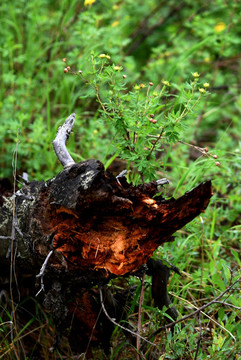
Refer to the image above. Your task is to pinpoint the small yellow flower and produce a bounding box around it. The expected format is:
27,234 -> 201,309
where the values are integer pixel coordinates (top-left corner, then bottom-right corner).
199,88 -> 206,94
112,21 -> 119,27
99,54 -> 106,58
84,0 -> 96,6
214,22 -> 226,33
113,65 -> 121,71
153,91 -> 159,96
203,82 -> 210,88
192,72 -> 200,78
162,80 -> 170,86
105,55 -> 111,59
112,4 -> 119,10
134,85 -> 140,90
204,57 -> 210,63
140,83 -> 145,88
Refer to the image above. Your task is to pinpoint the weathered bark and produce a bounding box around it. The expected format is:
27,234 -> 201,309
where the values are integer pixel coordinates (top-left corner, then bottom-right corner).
0,114 -> 213,356
0,160 -> 212,279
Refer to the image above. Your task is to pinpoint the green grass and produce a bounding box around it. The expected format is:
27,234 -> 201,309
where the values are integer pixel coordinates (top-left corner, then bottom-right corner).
0,0 -> 241,358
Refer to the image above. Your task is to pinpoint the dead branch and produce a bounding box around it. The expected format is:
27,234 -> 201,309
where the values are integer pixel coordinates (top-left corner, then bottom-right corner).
52,113 -> 76,168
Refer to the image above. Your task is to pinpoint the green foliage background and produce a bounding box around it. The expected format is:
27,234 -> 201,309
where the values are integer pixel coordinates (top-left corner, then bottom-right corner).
0,0 -> 240,359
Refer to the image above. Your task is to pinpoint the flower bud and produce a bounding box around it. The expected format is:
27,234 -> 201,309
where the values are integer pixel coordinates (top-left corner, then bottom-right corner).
62,58 -> 67,62
149,82 -> 154,86
162,80 -> 170,86
215,161 -> 221,166
64,68 -> 68,73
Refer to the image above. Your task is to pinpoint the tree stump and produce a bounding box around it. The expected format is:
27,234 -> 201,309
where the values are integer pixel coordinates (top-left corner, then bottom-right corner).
0,114 -> 213,358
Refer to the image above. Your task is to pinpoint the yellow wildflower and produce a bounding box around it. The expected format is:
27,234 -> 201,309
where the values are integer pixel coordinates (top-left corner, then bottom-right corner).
99,54 -> 106,58
134,85 -> 140,90
84,0 -> 96,5
214,22 -> 226,32
113,65 -> 121,71
199,88 -> 206,94
113,4 -> 119,10
162,80 -> 170,86
203,82 -> 210,88
192,72 -> 200,78
112,21 -> 119,27
204,57 -> 210,63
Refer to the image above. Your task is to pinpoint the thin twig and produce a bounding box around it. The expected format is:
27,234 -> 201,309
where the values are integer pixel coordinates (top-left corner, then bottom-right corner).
148,276 -> 241,340
136,274 -> 146,360
212,301 -> 241,310
194,312 -> 202,360
99,287 -> 156,348
36,250 -> 54,296
116,170 -> 128,179
83,306 -> 103,360
0,236 -> 12,240
147,127 -> 165,160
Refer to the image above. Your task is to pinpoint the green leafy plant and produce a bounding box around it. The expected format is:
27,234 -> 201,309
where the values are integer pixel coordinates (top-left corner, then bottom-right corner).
63,53 -> 217,184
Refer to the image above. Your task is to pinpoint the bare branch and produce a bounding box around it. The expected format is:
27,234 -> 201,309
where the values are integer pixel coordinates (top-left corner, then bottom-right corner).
52,113 -> 76,168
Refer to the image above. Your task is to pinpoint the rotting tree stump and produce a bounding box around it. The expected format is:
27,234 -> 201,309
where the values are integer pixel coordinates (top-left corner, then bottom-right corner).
0,114 -> 213,358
